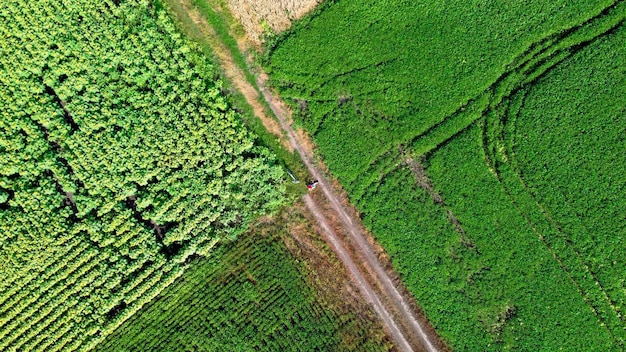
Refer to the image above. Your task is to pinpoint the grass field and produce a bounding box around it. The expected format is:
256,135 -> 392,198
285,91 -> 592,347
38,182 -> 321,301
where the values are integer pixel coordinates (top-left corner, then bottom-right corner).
97,209 -> 392,352
507,21 -> 626,338
266,0 -> 626,349
266,0 -> 618,183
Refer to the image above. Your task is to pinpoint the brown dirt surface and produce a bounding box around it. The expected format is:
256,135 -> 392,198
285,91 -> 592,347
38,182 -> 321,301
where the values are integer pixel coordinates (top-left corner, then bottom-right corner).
223,0 -> 323,45
308,184 -> 447,350
280,205 -> 396,351
242,210 -> 394,350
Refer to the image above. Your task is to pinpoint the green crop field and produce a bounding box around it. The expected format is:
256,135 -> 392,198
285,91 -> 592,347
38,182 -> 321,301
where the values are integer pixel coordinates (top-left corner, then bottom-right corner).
0,0 -> 285,350
3,0 -> 624,350
96,212 -> 391,352
267,0 -> 626,350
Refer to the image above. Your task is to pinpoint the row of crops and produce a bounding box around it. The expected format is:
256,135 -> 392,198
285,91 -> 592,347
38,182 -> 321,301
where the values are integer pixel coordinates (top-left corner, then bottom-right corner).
0,0 -> 285,350
266,0 -> 625,349
96,214 -> 392,351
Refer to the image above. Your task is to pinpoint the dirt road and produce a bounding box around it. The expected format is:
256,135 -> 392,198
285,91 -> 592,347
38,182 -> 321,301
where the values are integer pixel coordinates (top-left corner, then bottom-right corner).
303,195 -> 416,351
167,1 -> 442,350
257,74 -> 439,352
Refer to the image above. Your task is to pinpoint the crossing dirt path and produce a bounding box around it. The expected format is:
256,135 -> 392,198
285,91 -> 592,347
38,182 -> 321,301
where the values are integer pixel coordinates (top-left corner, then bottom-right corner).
167,1 -> 445,350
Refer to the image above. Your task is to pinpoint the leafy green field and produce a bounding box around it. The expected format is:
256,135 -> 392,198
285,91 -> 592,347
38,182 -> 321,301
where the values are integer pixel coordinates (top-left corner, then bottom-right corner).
97,212 -> 391,352
0,0 -> 284,350
266,0 -> 626,349
266,0 -> 618,183
509,21 -> 626,337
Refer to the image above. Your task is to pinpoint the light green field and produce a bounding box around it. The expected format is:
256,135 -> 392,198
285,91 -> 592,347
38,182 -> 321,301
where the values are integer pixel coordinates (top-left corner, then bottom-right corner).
0,0 -> 283,350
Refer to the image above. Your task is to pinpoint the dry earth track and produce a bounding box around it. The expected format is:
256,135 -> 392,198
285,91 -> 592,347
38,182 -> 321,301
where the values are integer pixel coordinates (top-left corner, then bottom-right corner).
257,71 -> 439,352
167,0 -> 444,350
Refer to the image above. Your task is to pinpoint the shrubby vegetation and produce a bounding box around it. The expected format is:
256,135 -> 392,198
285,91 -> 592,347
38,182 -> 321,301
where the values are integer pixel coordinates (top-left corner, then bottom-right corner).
266,0 -> 625,349
0,0 -> 284,350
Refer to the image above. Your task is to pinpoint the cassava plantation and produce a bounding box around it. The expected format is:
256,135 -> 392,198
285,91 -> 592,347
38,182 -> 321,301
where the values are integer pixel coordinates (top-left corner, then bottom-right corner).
0,0 -> 287,350
266,0 -> 625,350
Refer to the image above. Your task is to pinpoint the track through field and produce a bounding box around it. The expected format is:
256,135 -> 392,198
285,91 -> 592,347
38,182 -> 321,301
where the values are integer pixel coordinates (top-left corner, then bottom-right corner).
164,0 -> 444,350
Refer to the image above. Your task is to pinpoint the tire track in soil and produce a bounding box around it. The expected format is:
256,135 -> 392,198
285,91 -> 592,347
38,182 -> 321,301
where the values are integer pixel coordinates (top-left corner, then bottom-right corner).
303,195 -> 414,352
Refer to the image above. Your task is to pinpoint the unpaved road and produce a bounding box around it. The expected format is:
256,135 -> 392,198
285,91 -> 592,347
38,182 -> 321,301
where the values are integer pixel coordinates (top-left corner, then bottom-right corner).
168,1 -> 441,350
257,74 -> 439,352
303,195 -> 430,352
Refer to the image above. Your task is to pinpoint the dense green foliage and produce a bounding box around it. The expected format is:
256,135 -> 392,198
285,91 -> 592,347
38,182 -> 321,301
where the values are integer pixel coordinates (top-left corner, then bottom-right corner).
97,220 -> 391,352
162,0 -> 309,193
359,127 -> 617,350
511,22 -> 626,335
267,0 -> 617,182
427,126 -> 617,349
267,0 -> 625,349
0,0 -> 284,350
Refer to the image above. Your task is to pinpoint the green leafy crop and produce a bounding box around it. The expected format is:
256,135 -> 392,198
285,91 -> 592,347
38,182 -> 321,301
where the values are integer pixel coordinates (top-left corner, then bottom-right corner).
0,0 -> 284,350
266,0 -> 625,349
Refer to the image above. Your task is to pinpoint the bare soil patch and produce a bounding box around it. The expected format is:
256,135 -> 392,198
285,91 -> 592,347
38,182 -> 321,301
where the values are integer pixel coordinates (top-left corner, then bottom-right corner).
281,204 -> 396,351
224,0 -> 323,45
